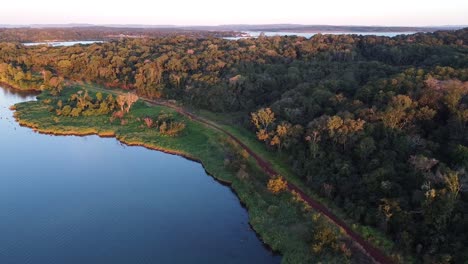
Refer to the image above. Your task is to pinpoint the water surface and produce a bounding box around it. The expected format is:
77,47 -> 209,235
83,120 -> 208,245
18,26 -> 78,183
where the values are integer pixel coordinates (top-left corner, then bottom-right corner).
22,41 -> 103,47
0,86 -> 280,264
224,31 -> 417,40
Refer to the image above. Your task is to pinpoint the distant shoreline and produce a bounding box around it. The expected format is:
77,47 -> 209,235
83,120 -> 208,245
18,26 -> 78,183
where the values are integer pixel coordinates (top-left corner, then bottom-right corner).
1,25 -> 464,43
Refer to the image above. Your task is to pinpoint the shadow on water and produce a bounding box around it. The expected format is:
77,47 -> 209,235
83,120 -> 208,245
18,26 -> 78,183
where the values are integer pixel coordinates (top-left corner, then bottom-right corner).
0,83 -> 40,100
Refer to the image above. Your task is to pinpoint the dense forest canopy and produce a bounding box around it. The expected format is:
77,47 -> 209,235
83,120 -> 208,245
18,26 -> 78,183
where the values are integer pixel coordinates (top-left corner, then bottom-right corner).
1,28 -> 467,263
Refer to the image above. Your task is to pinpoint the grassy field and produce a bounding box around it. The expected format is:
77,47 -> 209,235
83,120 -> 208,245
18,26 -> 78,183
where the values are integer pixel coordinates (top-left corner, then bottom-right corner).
13,86 -> 353,264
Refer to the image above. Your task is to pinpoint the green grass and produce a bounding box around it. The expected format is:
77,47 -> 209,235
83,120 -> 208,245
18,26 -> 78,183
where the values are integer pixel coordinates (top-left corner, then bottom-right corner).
13,86 -> 352,264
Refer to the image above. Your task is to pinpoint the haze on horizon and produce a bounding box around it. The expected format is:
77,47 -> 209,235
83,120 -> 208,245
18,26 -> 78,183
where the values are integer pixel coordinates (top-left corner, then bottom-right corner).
1,0 -> 467,27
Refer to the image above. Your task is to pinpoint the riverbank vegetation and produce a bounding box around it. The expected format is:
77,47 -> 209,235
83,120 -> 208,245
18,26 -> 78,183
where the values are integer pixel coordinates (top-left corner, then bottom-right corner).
2,27 -> 468,262
0,59 -> 64,91
14,87 -> 358,263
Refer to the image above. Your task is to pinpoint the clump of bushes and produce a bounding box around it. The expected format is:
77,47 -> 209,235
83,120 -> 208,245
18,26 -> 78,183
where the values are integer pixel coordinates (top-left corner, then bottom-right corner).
267,176 -> 288,194
55,90 -> 117,117
143,117 -> 153,128
222,137 -> 251,179
309,213 -> 351,258
54,91 -> 140,118
141,113 -> 186,136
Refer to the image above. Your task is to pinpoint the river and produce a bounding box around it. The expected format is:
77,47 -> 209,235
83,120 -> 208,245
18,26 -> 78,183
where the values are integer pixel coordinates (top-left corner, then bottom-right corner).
21,32 -> 418,46
224,31 -> 418,40
22,41 -> 104,47
0,86 -> 280,263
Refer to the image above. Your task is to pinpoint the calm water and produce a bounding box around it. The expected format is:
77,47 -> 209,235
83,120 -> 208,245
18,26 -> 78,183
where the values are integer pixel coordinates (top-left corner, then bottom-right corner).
224,31 -> 417,40
0,86 -> 280,264
23,41 -> 103,47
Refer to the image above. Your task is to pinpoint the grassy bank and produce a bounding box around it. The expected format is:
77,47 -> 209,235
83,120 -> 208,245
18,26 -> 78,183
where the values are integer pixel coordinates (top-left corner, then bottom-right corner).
13,86 -> 354,264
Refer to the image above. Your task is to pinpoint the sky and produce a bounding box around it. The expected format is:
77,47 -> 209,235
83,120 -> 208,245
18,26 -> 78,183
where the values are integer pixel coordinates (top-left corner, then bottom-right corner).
1,0 -> 467,26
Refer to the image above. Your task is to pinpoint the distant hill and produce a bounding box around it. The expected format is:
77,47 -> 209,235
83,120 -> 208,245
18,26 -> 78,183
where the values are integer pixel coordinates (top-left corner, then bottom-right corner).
1,23 -> 465,32
188,24 -> 466,32
0,24 -> 465,42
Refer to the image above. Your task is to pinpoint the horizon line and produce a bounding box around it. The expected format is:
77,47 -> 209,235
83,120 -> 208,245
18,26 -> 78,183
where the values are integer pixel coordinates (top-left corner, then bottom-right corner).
0,23 -> 466,28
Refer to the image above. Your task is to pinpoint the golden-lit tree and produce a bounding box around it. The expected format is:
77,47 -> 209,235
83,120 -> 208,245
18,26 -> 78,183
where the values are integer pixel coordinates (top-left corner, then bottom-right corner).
116,94 -> 126,112
251,108 -> 275,132
251,108 -> 276,143
267,176 -> 288,194
124,93 -> 139,113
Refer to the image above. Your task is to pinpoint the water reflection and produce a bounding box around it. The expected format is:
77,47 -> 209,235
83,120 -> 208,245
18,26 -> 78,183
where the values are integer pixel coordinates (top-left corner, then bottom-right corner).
0,86 -> 280,264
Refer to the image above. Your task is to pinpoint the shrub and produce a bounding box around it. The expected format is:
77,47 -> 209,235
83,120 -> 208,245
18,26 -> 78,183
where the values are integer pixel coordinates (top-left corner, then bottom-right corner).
112,110 -> 124,120
70,107 -> 82,117
54,91 -> 116,117
61,105 -> 72,116
162,121 -> 186,136
267,176 -> 288,194
310,215 -> 340,254
143,117 -> 154,128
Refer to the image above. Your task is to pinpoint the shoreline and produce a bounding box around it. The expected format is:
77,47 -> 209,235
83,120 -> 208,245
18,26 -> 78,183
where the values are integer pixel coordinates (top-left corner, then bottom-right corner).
13,114 -> 234,184
8,84 -> 394,263
0,81 -> 42,92
12,106 -> 281,255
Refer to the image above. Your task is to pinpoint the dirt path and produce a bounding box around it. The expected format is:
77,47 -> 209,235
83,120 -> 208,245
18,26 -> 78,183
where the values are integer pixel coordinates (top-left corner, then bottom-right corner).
87,86 -> 393,263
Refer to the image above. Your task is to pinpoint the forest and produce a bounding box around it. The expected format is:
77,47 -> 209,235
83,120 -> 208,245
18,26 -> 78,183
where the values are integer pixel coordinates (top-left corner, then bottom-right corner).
0,27 -> 238,42
0,28 -> 467,263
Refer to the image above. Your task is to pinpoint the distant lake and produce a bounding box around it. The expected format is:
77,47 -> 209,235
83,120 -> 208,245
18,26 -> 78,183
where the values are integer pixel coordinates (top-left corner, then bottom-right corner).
0,86 -> 280,264
23,41 -> 103,47
224,31 -> 418,40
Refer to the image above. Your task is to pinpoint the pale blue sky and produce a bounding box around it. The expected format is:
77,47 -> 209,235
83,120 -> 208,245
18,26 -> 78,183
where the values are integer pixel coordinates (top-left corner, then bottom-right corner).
1,0 -> 467,26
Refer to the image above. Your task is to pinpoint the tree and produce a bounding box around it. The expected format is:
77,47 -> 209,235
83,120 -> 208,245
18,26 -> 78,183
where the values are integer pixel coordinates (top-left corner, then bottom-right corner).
48,76 -> 64,96
310,214 -> 341,254
251,108 -> 275,132
444,170 -> 461,200
306,115 -> 329,158
143,117 -> 153,128
442,80 -> 467,114
14,70 -> 25,83
326,116 -> 365,149
116,93 -> 139,113
96,92 -> 103,102
124,93 -> 139,113
270,122 -> 291,151
116,94 -> 126,112
251,108 -> 276,143
267,176 -> 288,194
57,59 -> 73,75
356,137 -> 376,160
378,198 -> 401,232
381,95 -> 416,130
